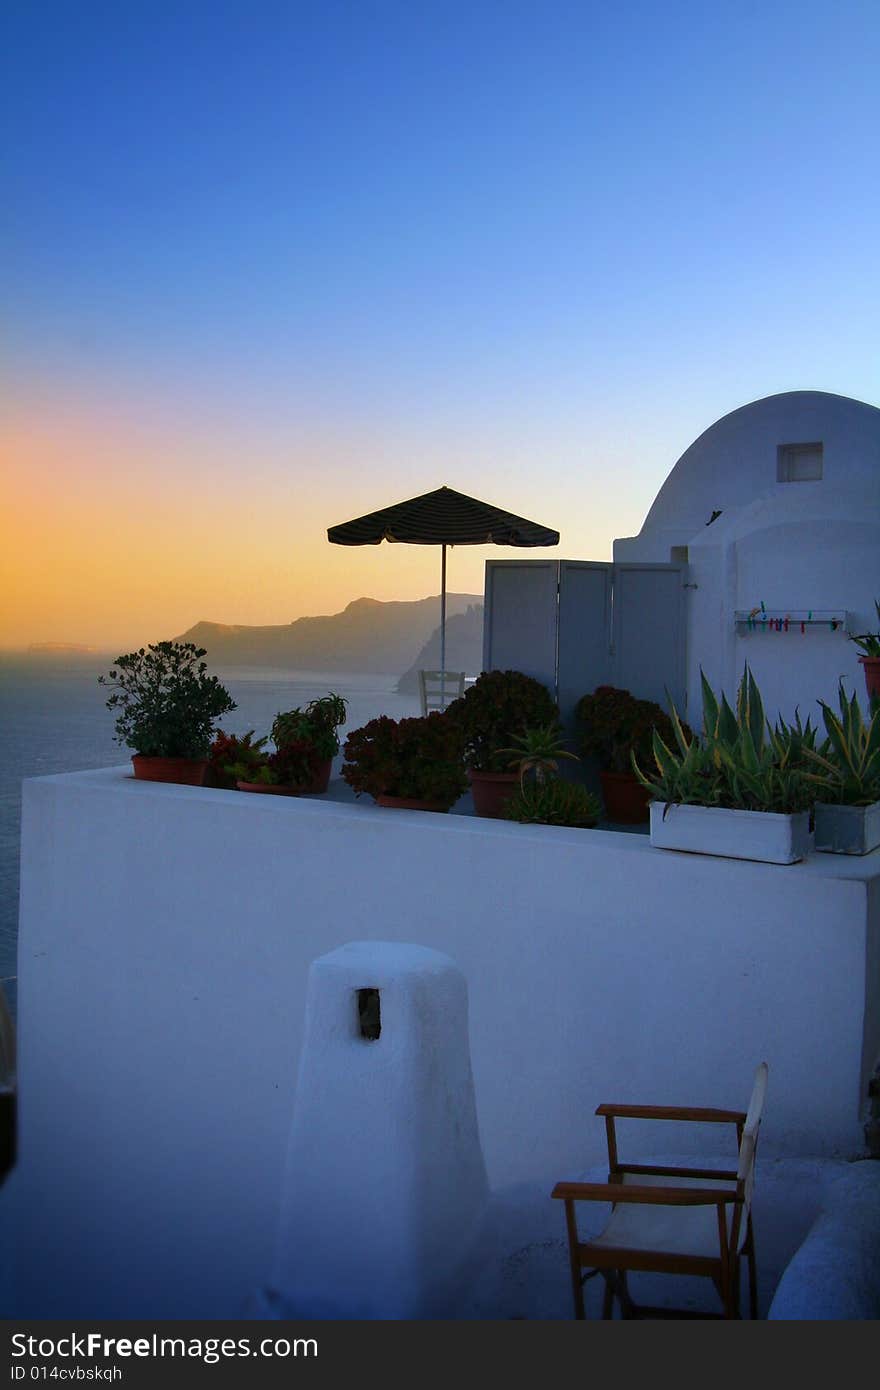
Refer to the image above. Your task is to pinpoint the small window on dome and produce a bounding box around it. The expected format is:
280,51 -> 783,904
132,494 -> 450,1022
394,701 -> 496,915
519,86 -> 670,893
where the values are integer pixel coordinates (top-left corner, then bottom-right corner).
778,442 -> 823,482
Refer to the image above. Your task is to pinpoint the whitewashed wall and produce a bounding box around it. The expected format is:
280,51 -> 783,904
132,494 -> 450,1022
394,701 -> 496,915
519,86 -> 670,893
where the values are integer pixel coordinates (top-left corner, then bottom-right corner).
614,391 -> 880,726
12,768 -> 880,1317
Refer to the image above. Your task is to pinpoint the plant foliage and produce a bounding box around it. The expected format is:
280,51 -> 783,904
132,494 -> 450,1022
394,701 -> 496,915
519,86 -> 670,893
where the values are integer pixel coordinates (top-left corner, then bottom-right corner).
99,643 -> 236,758
503,777 -> 601,828
342,714 -> 467,808
801,683 -> 880,806
271,693 -> 348,760
575,686 -> 690,773
208,730 -> 269,789
444,670 -> 558,772
632,665 -> 817,814
496,723 -> 579,787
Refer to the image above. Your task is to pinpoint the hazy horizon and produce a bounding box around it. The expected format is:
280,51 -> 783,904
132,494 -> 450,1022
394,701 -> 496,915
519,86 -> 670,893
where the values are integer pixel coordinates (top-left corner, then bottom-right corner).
0,587 -> 484,654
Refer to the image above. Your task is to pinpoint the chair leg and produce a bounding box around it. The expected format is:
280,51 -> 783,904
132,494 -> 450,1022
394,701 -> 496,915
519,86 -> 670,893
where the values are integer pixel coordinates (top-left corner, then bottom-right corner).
602,1273 -> 615,1319
746,1220 -> 758,1319
572,1270 -> 586,1321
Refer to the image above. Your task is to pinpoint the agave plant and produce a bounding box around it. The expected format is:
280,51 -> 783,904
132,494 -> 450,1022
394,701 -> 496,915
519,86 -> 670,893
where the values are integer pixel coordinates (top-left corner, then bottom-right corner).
496,723 -> 579,788
633,665 -> 816,814
503,777 -> 601,828
802,684 -> 880,806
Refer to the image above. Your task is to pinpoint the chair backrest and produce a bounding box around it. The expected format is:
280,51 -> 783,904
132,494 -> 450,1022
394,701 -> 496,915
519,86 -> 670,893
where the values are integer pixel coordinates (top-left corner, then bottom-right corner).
418,670 -> 466,716
737,1062 -> 768,1211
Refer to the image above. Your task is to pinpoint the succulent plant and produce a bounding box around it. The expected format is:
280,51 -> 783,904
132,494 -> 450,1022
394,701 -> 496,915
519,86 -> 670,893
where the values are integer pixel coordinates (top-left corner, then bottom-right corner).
802,683 -> 880,806
632,665 -> 816,814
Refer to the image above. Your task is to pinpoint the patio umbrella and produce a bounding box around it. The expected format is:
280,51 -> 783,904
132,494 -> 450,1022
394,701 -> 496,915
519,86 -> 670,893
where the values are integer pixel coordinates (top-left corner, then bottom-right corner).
327,485 -> 560,677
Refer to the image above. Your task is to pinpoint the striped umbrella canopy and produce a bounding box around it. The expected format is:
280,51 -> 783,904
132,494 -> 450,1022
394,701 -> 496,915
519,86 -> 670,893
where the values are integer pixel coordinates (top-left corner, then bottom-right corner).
328,486 -> 559,676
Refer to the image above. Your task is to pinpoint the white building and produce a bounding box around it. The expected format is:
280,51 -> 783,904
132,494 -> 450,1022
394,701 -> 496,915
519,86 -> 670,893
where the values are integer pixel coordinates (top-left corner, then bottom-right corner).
614,390 -> 880,724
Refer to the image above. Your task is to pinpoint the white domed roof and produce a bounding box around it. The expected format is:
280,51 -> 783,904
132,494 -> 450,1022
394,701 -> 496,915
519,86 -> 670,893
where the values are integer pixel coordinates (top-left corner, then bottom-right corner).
639,391 -> 880,539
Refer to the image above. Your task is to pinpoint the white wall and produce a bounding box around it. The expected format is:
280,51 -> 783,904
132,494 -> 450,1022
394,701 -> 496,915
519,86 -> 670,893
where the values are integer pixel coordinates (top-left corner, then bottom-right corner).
12,768 -> 880,1317
683,491 -> 880,725
613,392 -> 880,726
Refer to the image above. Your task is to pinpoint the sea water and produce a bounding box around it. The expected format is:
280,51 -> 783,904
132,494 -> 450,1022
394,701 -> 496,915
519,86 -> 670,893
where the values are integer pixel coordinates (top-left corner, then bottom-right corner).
0,654 -> 420,1017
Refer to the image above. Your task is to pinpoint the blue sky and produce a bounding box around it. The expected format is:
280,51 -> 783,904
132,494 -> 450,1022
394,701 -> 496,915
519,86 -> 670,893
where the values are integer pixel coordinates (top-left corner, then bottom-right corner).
3,0 -> 879,643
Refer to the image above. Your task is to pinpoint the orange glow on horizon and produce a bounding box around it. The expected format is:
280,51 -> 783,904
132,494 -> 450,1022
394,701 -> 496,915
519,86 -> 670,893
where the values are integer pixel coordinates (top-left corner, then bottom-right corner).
1,393 -> 631,652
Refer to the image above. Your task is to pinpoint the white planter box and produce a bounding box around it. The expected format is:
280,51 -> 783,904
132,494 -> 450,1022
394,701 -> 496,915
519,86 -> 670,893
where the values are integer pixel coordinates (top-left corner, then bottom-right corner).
814,800 -> 880,856
649,802 -> 813,865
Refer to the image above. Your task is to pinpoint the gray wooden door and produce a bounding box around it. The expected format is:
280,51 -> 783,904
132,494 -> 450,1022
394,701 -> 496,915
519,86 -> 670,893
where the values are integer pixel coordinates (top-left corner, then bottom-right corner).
557,562 -> 613,728
482,557 -> 686,714
612,563 -> 687,712
482,560 -> 558,690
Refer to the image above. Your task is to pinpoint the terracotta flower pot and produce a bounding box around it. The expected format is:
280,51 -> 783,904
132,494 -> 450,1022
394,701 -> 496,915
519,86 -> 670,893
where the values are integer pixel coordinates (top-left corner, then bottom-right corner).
467,769 -> 519,819
375,793 -> 449,813
236,781 -> 302,796
599,769 -> 651,824
859,656 -> 880,703
131,755 -> 208,786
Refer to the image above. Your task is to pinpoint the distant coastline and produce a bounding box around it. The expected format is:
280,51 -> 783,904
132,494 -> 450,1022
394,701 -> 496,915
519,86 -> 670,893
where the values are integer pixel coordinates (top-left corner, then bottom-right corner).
27,642 -> 97,654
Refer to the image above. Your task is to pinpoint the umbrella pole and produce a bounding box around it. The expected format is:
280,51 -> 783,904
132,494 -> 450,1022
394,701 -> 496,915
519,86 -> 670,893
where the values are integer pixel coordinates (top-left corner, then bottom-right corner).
440,544 -> 447,698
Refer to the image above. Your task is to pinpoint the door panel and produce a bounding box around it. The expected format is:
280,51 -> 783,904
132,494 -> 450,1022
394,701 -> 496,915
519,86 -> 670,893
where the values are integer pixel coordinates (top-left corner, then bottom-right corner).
482,560 -> 558,692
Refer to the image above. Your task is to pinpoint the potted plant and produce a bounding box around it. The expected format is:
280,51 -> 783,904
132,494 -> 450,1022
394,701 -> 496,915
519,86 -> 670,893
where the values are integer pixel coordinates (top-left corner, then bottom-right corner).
99,642 -> 237,785
228,693 -> 348,796
850,600 -> 880,703
270,693 -> 348,793
341,713 -> 467,812
207,730 -> 268,790
444,670 -> 558,818
802,684 -> 880,855
575,686 -> 690,824
497,728 -> 600,829
632,666 -> 816,864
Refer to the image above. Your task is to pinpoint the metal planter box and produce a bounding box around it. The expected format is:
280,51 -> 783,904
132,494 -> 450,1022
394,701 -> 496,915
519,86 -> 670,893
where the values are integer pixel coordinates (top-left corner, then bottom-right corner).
649,802 -> 813,865
813,800 -> 880,856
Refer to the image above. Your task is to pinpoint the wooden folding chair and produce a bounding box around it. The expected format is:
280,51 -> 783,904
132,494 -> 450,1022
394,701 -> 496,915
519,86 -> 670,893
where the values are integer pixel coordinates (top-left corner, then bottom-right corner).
552,1062 -> 768,1319
418,670 -> 466,715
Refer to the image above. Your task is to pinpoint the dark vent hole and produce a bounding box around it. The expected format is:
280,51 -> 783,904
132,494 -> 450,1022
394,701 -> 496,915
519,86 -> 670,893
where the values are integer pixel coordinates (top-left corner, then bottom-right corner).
357,988 -> 381,1041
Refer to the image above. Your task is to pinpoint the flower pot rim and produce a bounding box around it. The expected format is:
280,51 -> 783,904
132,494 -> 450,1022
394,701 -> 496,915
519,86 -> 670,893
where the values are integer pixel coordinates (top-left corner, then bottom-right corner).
650,799 -> 811,824
236,780 -> 303,796
375,792 -> 450,811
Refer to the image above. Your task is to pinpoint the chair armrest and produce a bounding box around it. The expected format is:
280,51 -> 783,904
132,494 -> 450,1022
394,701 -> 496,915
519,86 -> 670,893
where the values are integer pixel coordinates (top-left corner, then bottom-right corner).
551,1181 -> 741,1207
596,1103 -> 747,1124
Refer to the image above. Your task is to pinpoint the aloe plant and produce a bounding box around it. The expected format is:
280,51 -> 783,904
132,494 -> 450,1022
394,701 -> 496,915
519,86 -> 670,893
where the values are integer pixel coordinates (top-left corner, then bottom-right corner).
497,723 -> 579,787
632,665 -> 817,814
802,684 -> 880,806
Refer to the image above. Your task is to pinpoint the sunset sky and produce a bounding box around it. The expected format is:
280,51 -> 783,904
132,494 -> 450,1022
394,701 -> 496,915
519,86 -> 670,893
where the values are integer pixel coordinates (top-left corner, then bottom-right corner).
2,1 -> 878,649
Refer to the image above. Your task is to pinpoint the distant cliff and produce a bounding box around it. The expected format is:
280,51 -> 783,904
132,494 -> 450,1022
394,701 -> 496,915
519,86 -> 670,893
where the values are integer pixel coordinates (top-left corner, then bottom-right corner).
396,605 -> 484,693
175,594 -> 481,673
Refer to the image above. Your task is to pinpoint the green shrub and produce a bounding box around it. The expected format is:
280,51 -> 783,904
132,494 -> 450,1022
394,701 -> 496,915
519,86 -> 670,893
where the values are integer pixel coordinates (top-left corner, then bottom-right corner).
575,685 -> 690,773
444,670 -> 558,772
503,778 -> 601,828
99,642 -> 236,758
342,714 -> 467,808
